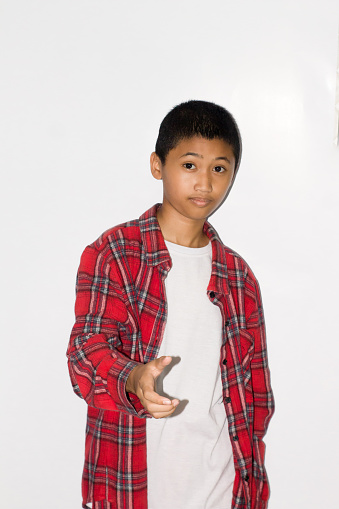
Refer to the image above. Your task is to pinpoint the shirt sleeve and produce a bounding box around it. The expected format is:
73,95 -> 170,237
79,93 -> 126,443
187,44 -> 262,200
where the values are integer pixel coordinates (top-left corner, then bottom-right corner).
245,267 -> 275,507
246,272 -> 275,439
66,244 -> 151,418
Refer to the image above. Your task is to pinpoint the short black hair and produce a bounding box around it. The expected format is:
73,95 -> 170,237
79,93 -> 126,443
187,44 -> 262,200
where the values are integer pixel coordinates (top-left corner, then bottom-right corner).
155,100 -> 242,170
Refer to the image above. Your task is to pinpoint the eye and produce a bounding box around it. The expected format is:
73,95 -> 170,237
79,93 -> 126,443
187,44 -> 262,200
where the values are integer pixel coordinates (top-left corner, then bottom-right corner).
183,163 -> 196,170
213,166 -> 226,173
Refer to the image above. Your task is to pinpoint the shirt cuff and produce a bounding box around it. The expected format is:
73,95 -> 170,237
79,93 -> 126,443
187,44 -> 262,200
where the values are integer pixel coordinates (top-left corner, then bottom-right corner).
107,352 -> 151,418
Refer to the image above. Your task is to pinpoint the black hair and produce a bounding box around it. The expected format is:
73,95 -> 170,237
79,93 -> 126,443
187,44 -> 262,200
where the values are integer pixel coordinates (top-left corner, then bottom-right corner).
155,100 -> 242,171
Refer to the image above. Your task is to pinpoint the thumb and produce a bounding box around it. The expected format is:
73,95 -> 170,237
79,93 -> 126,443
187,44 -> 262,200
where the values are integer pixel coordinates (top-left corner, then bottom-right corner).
153,355 -> 172,375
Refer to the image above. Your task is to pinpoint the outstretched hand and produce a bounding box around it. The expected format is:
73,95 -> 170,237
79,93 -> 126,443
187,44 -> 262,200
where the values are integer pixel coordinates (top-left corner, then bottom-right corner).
126,356 -> 179,418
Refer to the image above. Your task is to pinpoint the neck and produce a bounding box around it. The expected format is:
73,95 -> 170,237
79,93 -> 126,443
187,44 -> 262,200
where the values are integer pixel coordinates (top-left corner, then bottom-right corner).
156,203 -> 209,248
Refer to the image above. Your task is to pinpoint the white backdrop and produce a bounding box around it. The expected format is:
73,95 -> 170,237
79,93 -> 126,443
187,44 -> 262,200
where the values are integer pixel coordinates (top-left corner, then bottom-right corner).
1,1 -> 338,508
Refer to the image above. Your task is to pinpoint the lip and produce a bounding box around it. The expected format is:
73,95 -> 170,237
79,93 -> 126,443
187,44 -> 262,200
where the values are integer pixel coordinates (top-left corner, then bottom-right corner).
189,198 -> 212,207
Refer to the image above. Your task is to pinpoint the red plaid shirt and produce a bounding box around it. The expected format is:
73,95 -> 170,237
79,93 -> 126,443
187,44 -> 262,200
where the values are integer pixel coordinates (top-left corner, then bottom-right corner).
66,202 -> 274,509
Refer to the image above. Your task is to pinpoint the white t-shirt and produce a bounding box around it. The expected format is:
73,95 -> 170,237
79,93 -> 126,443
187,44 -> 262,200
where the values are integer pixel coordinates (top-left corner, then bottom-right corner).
146,239 -> 235,509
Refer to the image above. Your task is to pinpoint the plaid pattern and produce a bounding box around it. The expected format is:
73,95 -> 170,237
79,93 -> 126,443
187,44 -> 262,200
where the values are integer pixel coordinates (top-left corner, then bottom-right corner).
66,202 -> 274,509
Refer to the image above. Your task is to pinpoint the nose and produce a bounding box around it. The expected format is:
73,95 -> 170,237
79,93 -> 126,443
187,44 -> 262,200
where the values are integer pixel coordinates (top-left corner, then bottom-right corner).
194,170 -> 212,192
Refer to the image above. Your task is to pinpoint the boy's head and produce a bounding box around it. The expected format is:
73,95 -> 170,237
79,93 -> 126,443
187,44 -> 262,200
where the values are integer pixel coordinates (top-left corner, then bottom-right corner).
155,100 -> 242,173
150,100 -> 242,223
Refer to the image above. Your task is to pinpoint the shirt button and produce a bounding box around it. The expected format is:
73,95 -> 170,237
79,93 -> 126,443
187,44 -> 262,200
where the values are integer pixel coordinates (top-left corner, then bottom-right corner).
225,397 -> 231,403
222,359 -> 227,365
232,435 -> 239,441
225,320 -> 230,327
210,291 -> 215,299
244,474 -> 250,482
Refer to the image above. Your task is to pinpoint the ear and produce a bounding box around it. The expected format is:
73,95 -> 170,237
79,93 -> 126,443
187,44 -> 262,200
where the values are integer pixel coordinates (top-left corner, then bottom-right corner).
150,152 -> 163,180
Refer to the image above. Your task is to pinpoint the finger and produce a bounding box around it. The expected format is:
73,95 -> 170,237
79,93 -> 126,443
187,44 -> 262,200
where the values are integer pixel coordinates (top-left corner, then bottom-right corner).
158,355 -> 172,364
151,405 -> 179,419
151,356 -> 173,376
144,398 -> 180,415
147,402 -> 177,415
142,386 -> 173,406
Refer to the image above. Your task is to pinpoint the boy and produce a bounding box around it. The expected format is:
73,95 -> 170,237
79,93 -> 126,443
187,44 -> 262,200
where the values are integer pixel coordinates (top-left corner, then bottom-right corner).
66,100 -> 274,509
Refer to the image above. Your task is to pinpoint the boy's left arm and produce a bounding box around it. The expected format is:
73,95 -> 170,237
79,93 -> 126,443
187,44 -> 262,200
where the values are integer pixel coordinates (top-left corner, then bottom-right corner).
245,267 -> 275,501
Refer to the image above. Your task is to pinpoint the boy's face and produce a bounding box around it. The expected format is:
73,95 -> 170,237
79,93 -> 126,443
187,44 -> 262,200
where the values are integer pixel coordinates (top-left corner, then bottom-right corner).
150,136 -> 236,223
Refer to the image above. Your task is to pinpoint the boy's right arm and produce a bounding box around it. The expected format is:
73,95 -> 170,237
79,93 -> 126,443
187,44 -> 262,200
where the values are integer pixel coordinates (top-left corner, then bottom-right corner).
66,244 -> 147,417
66,244 -> 178,418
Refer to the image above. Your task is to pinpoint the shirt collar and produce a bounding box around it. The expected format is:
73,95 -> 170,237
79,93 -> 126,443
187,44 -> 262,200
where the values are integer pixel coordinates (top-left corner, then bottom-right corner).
139,203 -> 229,295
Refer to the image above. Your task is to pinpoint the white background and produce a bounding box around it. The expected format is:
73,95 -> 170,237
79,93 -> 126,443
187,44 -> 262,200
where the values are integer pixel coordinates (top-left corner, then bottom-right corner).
1,1 -> 338,508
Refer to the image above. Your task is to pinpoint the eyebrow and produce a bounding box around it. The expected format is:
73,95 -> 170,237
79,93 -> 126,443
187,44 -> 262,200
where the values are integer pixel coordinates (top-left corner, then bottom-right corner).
179,152 -> 231,164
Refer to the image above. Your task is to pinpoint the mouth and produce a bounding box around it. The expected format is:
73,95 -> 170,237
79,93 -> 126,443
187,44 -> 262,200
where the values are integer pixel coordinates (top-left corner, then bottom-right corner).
189,198 -> 212,207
